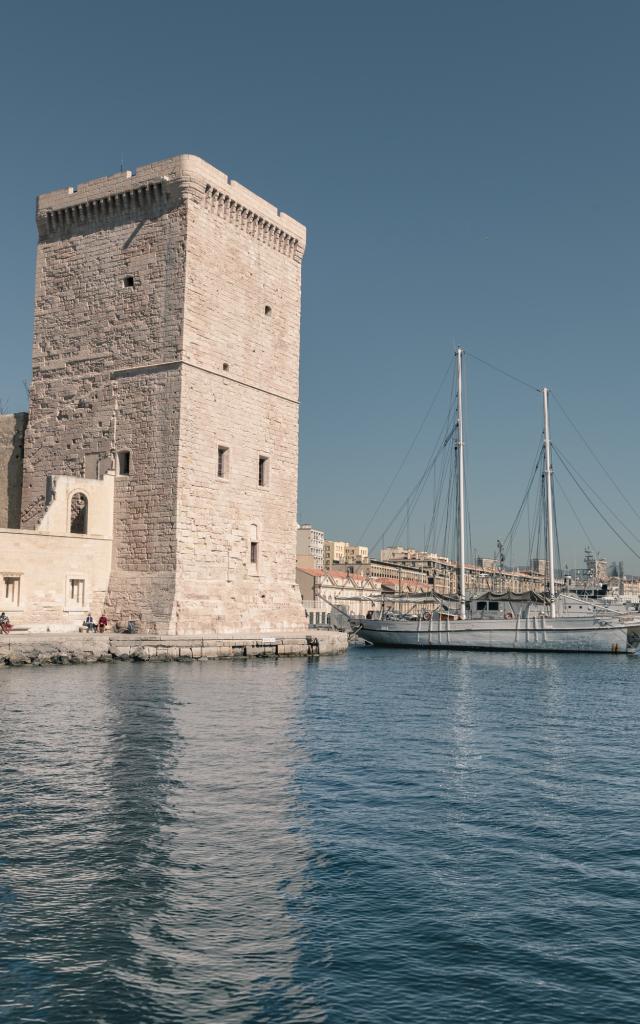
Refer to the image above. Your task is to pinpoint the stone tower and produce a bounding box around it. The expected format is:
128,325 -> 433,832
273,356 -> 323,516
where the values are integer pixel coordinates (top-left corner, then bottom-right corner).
21,155 -> 307,633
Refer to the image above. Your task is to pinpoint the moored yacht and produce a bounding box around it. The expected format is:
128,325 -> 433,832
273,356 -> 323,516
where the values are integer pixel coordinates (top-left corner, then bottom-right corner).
352,350 -> 640,654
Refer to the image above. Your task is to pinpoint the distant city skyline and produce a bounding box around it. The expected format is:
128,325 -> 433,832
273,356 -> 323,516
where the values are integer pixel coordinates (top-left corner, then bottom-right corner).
2,1 -> 640,567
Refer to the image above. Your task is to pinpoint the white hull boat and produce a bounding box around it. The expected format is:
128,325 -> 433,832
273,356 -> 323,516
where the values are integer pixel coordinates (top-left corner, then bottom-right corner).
353,613 -> 640,654
351,349 -> 640,655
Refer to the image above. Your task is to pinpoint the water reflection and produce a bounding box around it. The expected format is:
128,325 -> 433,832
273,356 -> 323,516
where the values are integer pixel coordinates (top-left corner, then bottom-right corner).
87,667 -> 181,1022
3,651 -> 640,1024
158,660 -> 323,1023
0,660 -> 322,1023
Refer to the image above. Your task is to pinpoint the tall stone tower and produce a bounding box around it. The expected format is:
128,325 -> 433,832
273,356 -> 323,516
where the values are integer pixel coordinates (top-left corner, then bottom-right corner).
21,155 -> 307,633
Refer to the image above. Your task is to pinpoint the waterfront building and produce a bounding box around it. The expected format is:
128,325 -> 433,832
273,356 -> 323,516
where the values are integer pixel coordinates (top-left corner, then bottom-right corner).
354,554 -> 546,596
583,548 -> 609,583
297,566 -> 434,626
619,577 -> 640,600
0,155 -> 307,634
477,557 -> 497,571
323,540 -> 348,569
297,566 -> 382,626
345,544 -> 369,564
296,524 -> 325,570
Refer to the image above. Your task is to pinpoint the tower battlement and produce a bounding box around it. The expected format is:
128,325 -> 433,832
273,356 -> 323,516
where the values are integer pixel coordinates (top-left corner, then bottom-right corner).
36,155 -> 306,261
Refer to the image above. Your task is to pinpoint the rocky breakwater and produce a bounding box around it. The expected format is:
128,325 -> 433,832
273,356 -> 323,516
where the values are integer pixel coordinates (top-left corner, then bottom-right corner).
0,631 -> 349,668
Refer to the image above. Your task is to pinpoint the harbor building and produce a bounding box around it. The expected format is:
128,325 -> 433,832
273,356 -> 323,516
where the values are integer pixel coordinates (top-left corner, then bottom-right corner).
296,565 -> 433,628
296,524 -> 325,570
323,539 -> 369,570
323,540 -> 348,569
0,155 -> 308,634
345,544 -> 369,564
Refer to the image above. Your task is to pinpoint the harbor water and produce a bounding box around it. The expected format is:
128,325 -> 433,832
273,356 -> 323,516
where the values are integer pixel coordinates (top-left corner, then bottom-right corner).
1,649 -> 640,1023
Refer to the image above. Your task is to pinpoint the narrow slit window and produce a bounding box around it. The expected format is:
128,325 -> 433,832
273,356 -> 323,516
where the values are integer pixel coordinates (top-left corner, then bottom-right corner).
258,456 -> 269,487
249,523 -> 259,573
117,450 -> 131,476
217,446 -> 229,479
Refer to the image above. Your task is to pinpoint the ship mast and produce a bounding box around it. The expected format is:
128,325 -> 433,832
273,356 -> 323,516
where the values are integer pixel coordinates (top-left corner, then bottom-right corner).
455,347 -> 466,619
542,387 -> 556,618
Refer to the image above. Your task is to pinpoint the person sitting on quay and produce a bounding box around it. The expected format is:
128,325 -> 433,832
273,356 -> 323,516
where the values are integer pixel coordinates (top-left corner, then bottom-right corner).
0,611 -> 12,634
98,614 -> 108,633
83,613 -> 97,633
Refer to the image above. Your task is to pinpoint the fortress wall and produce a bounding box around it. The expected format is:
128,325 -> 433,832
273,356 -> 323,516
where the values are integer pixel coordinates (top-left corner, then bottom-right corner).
21,173 -> 187,531
173,364 -> 304,634
0,412 -> 27,528
170,164 -> 305,634
20,163 -> 188,630
15,155 -> 307,634
0,529 -> 112,631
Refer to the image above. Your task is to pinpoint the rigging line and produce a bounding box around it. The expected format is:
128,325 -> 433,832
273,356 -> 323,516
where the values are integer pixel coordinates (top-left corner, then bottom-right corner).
360,356 -> 453,543
369,400 -> 456,554
553,443 -> 640,548
554,473 -> 596,552
466,351 -> 540,393
552,392 -> 640,528
501,442 -> 543,551
370,434 -> 448,554
500,444 -> 542,568
553,448 -> 640,562
426,444 -> 449,551
397,449 -> 443,543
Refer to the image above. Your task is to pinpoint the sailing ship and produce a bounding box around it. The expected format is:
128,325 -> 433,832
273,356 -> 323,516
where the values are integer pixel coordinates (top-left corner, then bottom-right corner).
352,349 -> 640,654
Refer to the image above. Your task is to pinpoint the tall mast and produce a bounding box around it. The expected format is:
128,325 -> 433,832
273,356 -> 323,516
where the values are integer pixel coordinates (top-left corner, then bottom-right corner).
455,347 -> 466,619
542,387 -> 556,618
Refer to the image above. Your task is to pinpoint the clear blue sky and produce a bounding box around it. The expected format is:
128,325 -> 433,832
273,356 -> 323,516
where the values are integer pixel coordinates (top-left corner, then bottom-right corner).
2,1 -> 640,571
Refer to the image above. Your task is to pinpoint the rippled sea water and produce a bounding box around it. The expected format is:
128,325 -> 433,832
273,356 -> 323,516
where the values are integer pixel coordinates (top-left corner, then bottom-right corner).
1,649 -> 640,1023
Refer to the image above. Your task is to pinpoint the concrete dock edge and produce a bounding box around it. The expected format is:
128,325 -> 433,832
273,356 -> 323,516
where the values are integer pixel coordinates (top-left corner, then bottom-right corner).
0,630 -> 349,668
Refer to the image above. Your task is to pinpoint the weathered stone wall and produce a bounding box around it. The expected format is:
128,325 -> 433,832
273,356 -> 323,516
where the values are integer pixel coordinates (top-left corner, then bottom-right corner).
0,472 -> 114,630
21,162 -> 188,629
0,529 -> 112,631
17,155 -> 307,635
172,164 -> 306,632
0,412 -> 27,528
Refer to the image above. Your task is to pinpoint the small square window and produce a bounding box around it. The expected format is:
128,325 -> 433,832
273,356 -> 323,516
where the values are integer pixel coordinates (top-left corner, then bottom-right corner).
489,601 -> 499,611
217,446 -> 229,479
223,363 -> 229,372
123,276 -> 135,288
117,450 -> 130,476
258,456 -> 269,487
264,305 -> 272,316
